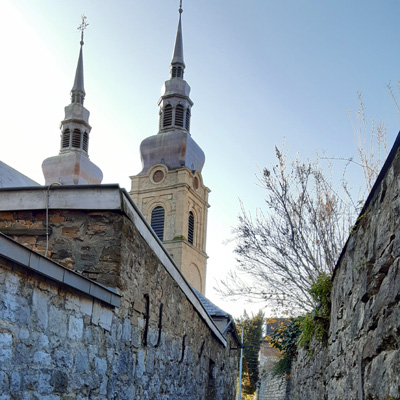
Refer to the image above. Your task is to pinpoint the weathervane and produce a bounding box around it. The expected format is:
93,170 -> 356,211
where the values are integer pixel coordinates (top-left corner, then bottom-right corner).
179,0 -> 183,14
77,15 -> 89,45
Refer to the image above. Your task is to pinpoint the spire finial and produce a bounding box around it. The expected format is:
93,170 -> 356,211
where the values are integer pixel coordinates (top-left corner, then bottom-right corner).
77,15 -> 89,46
179,0 -> 183,14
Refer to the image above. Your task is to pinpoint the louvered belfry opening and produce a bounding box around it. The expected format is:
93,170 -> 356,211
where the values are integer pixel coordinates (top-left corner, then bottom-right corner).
188,211 -> 194,245
72,129 -> 82,149
185,109 -> 191,132
151,206 -> 165,241
83,132 -> 89,153
171,66 -> 184,79
176,66 -> 183,78
163,105 -> 173,127
62,129 -> 71,148
175,105 -> 184,127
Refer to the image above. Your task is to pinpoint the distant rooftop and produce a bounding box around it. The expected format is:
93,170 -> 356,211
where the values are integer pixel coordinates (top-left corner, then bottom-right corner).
0,161 -> 39,188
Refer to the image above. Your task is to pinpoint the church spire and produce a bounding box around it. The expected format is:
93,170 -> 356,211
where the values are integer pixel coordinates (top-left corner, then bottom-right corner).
170,1 -> 185,78
137,0 -> 205,175
71,16 -> 88,105
42,15 -> 103,185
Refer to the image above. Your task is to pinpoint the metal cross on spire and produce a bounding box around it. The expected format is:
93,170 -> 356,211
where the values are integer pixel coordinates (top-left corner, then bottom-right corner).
77,15 -> 89,45
179,0 -> 183,14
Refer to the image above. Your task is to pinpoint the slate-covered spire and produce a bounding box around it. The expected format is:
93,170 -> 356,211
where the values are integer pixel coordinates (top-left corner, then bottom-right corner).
71,41 -> 86,105
42,15 -> 103,185
170,2 -> 185,77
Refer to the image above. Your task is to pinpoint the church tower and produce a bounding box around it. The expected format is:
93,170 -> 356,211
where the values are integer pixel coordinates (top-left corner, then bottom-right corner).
42,16 -> 103,185
130,3 -> 210,294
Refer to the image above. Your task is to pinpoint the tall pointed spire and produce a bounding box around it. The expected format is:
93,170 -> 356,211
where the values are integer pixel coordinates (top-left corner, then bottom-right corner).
170,1 -> 185,74
71,16 -> 88,105
137,0 -> 205,175
42,15 -> 103,185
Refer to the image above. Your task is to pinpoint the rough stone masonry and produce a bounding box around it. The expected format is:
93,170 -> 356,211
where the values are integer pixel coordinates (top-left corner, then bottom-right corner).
288,135 -> 400,399
0,186 -> 239,399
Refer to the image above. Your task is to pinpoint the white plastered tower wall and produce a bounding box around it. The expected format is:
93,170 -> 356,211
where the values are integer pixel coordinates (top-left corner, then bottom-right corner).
129,5 -> 210,294
130,164 -> 209,294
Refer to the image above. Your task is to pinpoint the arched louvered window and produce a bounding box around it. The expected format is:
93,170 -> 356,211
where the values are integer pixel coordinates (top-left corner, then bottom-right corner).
72,129 -> 81,149
172,67 -> 177,78
175,105 -> 184,127
62,129 -> 70,148
188,211 -> 194,245
185,109 -> 191,131
163,105 -> 172,127
177,67 -> 183,78
83,132 -> 89,153
151,206 -> 165,241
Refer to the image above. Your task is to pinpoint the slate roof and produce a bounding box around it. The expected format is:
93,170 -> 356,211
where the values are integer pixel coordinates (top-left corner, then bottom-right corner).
191,286 -> 230,318
0,161 -> 39,188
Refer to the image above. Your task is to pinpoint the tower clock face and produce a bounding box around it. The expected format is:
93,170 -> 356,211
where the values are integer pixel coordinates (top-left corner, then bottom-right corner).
153,170 -> 165,183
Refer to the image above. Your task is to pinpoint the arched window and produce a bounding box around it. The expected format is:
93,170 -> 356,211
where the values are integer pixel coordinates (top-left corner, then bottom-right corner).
175,105 -> 184,127
185,109 -> 191,132
72,129 -> 81,149
83,132 -> 89,153
172,66 -> 177,78
62,129 -> 70,148
151,206 -> 165,241
188,211 -> 194,245
163,105 -> 172,127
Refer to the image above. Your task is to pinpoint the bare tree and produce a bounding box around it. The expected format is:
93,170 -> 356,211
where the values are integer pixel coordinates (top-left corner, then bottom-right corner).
218,147 -> 356,313
350,92 -> 387,193
218,92 -> 389,314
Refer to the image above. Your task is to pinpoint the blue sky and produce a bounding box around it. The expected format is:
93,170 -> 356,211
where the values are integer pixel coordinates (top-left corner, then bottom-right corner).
1,0 -> 399,317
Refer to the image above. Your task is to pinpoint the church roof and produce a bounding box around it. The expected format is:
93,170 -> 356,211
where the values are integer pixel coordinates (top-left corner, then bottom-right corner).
191,286 -> 230,318
0,161 -> 39,188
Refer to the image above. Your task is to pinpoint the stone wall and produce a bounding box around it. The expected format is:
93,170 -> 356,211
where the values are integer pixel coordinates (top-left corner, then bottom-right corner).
257,343 -> 289,400
288,139 -> 400,399
0,188 -> 239,399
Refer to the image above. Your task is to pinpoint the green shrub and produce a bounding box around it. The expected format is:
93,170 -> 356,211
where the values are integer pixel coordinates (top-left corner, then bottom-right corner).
298,272 -> 332,349
269,317 -> 302,376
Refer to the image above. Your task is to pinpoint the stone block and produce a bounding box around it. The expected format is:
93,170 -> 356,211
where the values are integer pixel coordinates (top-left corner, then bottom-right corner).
32,289 -> 49,330
91,301 -> 113,331
50,215 -> 65,224
0,333 -> 12,361
75,349 -> 88,373
0,371 -> 9,393
33,350 -> 51,367
61,227 -> 79,238
68,316 -> 83,340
